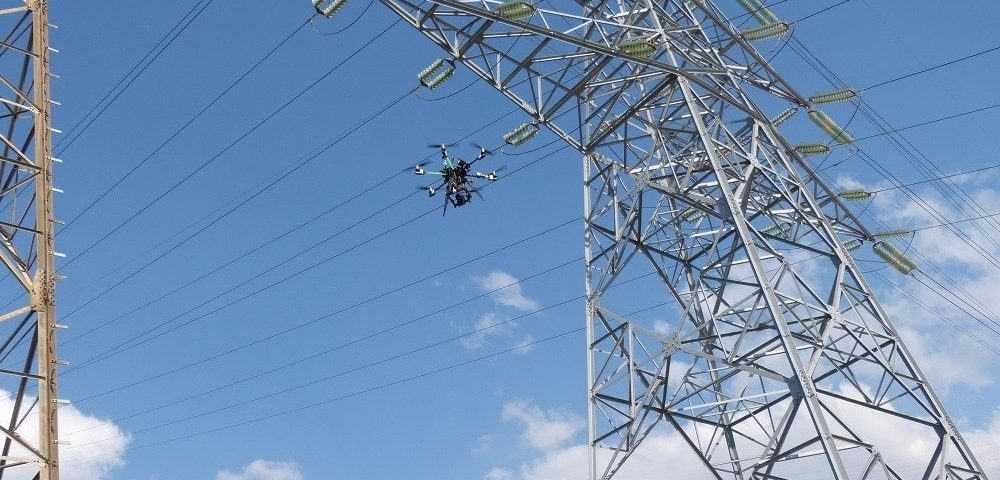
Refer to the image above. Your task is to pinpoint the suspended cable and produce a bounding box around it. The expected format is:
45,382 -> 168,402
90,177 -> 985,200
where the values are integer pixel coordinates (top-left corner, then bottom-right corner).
59,15 -> 315,234
788,0 -> 855,23
869,162 -> 1000,194
61,145 -> 573,374
309,0 -> 372,35
62,327 -> 583,464
784,37 -> 1000,325
59,85 -> 416,326
54,0 -> 219,153
54,106 -> 520,342
862,43 -> 1000,91
910,211 -> 1000,233
58,19 -> 403,269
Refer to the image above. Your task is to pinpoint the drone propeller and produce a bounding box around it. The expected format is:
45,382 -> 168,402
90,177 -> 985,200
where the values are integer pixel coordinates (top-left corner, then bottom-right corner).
426,143 -> 456,149
416,184 -> 439,197
474,165 -> 506,181
416,160 -> 431,168
470,187 -> 486,202
470,142 -> 494,154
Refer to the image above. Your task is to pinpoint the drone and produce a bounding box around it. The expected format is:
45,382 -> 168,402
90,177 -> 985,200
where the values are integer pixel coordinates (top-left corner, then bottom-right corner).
414,144 -> 502,215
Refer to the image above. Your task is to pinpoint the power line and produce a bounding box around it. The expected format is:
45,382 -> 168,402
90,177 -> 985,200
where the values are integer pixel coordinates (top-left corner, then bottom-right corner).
58,85 -> 417,327
59,14 -> 315,233
66,261 -> 591,434
784,37 -> 1000,325
52,57 -> 586,333
910,211 -> 1000,233
58,235 -> 1000,442
66,257 -> 1000,456
55,0 -> 218,153
848,101 -> 1000,144
870,162 -> 1000,194
59,18 -> 402,268
62,327 -> 584,464
61,146 -> 573,374
863,43 -> 1000,91
789,0 -> 855,23
68,298 -> 586,447
42,106 -> 520,330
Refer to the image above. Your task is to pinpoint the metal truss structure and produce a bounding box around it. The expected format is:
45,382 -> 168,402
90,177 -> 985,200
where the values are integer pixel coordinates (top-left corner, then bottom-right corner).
0,1 -> 60,479
372,0 -> 990,478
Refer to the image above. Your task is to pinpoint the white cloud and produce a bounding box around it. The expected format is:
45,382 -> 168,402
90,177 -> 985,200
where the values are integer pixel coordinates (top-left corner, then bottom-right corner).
216,459 -> 304,480
0,390 -> 130,480
472,271 -> 540,312
501,400 -> 583,451
485,178 -> 1000,480
495,398 -> 1000,480
967,409 -> 1000,476
461,313 -> 514,350
511,335 -> 535,354
484,467 -> 514,480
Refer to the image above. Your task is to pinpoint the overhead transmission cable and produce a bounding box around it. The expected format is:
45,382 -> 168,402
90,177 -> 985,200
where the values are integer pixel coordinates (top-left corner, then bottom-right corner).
67,246 -> 1000,451
62,211 -> 1000,435
56,71 -> 565,328
868,163 -> 1000,193
55,106 -> 520,338
58,85 -> 416,327
71,250 -> 585,408
58,17 -> 401,264
59,14 -> 315,233
62,327 -> 583,464
782,36 -> 1000,325
65,292 -> 584,443
55,218 -> 1000,439
60,144 -> 574,374
861,43 -> 1000,92
55,0 -> 218,154
789,36 -> 1000,256
0,17 -> 401,313
53,48 -> 589,336
781,14 -> 1000,280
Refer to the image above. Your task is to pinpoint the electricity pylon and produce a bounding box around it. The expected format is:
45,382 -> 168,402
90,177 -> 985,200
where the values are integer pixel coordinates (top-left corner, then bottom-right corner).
365,0 -> 988,478
0,1 -> 61,479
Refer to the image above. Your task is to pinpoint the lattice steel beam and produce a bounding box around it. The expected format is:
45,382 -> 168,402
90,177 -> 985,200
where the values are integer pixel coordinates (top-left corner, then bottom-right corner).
373,0 -> 988,478
0,1 -> 60,479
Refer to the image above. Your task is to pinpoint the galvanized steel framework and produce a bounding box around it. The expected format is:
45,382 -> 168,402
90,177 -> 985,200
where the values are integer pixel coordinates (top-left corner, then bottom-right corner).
375,0 -> 989,478
0,1 -> 59,479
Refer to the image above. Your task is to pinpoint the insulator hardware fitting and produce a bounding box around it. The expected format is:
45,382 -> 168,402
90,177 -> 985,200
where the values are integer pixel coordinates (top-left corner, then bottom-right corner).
617,37 -> 657,58
418,58 -> 456,89
771,107 -> 798,126
810,88 -> 857,105
836,188 -> 872,201
742,22 -> 788,42
736,0 -> 780,24
504,123 -> 539,146
809,110 -> 854,144
497,0 -> 536,20
873,241 -> 917,275
313,0 -> 347,17
794,143 -> 831,156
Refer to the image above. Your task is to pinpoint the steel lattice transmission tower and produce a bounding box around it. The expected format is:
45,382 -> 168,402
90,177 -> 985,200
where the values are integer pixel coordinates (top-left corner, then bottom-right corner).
365,0 -> 988,478
0,1 -> 61,479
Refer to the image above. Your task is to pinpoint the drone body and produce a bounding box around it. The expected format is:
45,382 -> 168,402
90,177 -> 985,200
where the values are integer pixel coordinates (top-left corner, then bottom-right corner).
414,144 -> 500,215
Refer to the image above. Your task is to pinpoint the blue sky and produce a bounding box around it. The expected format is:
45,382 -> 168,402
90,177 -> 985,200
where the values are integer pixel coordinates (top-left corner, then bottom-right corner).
37,0 -> 1000,478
